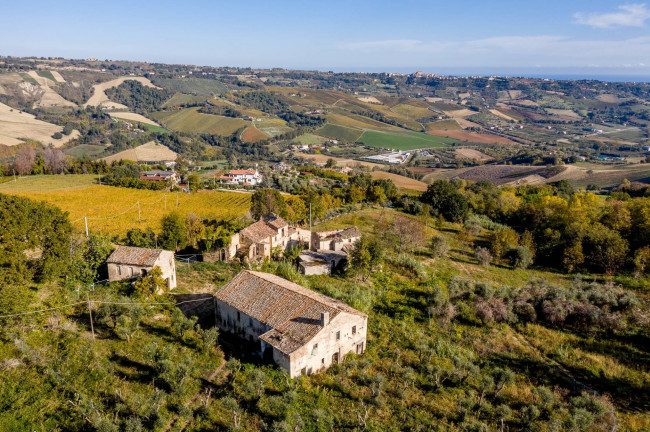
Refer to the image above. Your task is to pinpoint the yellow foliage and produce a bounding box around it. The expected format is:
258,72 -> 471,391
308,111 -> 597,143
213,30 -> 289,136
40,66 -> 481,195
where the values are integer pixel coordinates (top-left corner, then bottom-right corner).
7,185 -> 250,236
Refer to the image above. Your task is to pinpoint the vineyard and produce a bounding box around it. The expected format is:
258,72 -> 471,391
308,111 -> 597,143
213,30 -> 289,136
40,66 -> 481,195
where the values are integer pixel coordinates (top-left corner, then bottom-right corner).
4,185 -> 251,236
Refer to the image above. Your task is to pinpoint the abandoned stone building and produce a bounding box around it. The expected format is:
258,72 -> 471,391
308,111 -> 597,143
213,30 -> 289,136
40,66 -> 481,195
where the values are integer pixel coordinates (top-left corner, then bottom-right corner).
106,246 -> 177,290
311,226 -> 361,252
214,270 -> 367,377
297,226 -> 361,275
207,214 -> 310,263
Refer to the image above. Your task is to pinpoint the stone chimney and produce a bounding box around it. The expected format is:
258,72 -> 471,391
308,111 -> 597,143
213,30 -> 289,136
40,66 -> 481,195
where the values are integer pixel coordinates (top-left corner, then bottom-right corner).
320,311 -> 330,326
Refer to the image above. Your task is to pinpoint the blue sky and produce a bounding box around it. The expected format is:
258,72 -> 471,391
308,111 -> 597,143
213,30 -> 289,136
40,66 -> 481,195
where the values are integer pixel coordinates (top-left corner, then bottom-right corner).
1,0 -> 649,75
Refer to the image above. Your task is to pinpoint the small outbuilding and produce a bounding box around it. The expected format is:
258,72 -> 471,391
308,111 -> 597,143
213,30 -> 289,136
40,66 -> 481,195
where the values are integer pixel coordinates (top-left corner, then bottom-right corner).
106,246 -> 177,290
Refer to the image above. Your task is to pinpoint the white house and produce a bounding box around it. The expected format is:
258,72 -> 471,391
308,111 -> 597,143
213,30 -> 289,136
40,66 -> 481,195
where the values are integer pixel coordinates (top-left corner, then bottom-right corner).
220,169 -> 263,186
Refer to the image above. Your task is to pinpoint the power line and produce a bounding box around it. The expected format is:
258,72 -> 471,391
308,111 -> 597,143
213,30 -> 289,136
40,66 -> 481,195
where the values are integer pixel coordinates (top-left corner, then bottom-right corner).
0,297 -> 213,319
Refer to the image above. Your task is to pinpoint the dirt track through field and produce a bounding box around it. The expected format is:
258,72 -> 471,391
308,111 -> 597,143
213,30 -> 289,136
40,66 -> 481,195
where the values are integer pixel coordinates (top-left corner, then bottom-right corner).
0,101 -> 79,147
26,71 -> 76,108
84,76 -> 160,108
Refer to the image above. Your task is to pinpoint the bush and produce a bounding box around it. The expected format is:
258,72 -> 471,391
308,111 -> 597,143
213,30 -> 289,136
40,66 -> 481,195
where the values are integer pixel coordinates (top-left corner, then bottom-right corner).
475,247 -> 492,267
508,246 -> 533,269
430,235 -> 450,258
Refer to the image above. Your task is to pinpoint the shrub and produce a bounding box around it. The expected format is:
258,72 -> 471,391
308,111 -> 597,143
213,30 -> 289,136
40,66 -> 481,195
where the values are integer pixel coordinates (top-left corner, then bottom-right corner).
430,235 -> 450,258
508,245 -> 533,269
475,247 -> 492,267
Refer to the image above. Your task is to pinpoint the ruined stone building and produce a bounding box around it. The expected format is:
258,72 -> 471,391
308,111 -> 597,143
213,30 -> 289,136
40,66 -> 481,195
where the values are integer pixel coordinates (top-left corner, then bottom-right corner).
106,246 -> 177,290
298,226 -> 361,275
214,270 -> 367,377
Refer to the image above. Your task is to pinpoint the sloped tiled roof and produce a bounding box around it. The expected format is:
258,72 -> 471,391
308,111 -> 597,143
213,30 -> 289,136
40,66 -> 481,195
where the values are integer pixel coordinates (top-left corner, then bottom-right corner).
215,270 -> 366,354
240,220 -> 278,243
267,215 -> 288,230
107,246 -> 165,266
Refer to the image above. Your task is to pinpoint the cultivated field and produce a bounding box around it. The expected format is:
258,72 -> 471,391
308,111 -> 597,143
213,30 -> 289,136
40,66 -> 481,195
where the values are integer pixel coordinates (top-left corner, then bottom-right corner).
0,174 -> 99,192
0,101 -> 79,147
294,152 -> 383,168
102,141 -> 177,163
425,119 -> 461,130
151,107 -> 248,135
489,108 -> 518,122
107,111 -> 162,127
84,76 -> 160,108
240,125 -> 269,142
454,148 -> 493,161
357,130 -> 454,150
26,71 -> 77,108
369,170 -> 428,191
427,129 -> 518,145
0,177 -> 251,235
315,123 -> 363,142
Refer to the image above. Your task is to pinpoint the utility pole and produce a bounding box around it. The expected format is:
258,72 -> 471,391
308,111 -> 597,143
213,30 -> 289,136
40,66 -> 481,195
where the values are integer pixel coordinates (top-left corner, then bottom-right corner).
84,216 -> 89,237
86,293 -> 95,341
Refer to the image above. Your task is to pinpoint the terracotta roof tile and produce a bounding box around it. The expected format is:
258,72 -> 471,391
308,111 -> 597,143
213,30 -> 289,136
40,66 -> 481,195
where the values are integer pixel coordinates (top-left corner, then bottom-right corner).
216,271 -> 365,354
240,220 -> 278,243
106,246 -> 165,266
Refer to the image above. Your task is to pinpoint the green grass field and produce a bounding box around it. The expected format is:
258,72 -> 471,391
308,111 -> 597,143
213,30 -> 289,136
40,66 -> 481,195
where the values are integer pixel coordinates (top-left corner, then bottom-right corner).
36,70 -> 56,82
152,78 -> 231,96
0,174 -> 100,192
293,133 -> 326,145
161,92 -> 207,108
151,108 -> 248,135
64,144 -> 107,159
357,130 -> 455,150
19,73 -> 39,85
315,123 -> 363,142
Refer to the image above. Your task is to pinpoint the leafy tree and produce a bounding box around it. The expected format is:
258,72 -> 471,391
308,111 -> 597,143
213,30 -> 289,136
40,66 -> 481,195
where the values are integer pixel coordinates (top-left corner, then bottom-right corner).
583,224 -> 628,274
159,211 -> 186,251
198,325 -> 219,353
325,158 -> 336,168
633,245 -> 650,276
134,266 -> 166,296
421,180 -> 468,222
70,232 -> 113,283
125,227 -> 157,248
490,227 -> 519,259
115,304 -> 144,343
251,188 -> 286,220
367,185 -> 387,204
508,245 -> 533,269
349,236 -> 383,281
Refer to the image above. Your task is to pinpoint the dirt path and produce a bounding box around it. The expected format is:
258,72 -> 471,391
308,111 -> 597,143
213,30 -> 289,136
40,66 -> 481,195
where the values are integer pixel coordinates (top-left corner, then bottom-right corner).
84,76 -> 160,108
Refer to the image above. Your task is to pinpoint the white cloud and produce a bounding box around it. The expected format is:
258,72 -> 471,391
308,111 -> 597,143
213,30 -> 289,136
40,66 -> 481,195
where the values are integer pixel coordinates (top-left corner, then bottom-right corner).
574,3 -> 650,28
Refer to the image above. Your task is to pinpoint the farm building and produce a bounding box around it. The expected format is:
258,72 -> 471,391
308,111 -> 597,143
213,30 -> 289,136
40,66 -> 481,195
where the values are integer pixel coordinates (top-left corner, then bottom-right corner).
107,246 -> 177,290
298,249 -> 348,276
140,170 -> 180,184
297,227 -> 360,275
219,169 -> 263,186
311,227 -> 361,252
205,214 -> 310,263
214,270 -> 368,378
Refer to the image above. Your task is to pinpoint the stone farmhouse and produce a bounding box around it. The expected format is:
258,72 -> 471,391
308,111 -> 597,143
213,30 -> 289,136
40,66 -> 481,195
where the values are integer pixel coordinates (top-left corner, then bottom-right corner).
107,246 -> 177,290
311,227 -> 361,252
219,169 -> 263,186
214,270 -> 367,377
209,214 -> 310,263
